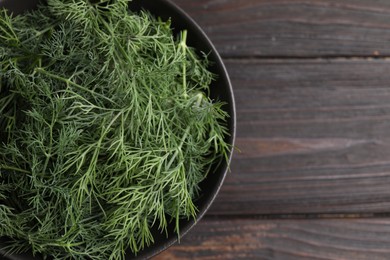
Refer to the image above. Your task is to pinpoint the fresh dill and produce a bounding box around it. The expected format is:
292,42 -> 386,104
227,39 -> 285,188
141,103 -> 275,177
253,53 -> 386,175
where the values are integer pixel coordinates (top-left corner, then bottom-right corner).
0,0 -> 230,259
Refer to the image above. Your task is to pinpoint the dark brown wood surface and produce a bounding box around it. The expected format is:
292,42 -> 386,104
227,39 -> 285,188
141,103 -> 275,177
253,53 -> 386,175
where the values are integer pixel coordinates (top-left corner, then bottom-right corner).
154,0 -> 390,259
157,218 -> 390,260
172,0 -> 390,58
212,59 -> 390,215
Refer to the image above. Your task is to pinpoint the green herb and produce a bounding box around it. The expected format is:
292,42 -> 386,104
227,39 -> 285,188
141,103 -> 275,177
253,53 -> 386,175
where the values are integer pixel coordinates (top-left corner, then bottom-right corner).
0,0 -> 230,259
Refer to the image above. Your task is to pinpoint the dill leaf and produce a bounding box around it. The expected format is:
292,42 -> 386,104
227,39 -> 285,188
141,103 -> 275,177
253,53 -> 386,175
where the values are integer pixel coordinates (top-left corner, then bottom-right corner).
0,0 -> 230,259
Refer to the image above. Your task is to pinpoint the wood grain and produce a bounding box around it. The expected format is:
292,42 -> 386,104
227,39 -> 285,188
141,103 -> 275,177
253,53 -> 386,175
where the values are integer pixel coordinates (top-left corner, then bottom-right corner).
154,218 -> 390,260
207,59 -> 390,215
171,0 -> 390,57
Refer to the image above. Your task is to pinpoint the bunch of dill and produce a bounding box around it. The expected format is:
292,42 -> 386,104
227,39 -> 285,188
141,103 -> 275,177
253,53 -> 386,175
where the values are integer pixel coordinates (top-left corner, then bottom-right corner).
0,0 -> 230,259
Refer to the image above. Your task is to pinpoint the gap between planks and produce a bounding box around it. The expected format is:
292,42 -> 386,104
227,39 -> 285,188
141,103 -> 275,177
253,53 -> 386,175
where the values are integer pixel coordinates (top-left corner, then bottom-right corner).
203,213 -> 390,220
222,55 -> 390,61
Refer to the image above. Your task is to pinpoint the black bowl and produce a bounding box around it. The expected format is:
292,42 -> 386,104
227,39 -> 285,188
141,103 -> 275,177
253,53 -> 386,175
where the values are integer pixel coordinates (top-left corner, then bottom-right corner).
0,0 -> 236,259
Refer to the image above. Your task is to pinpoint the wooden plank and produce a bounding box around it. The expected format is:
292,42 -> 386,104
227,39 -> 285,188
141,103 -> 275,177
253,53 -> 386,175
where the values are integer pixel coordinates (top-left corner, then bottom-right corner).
207,59 -> 390,215
171,0 -> 390,57
154,218 -> 390,260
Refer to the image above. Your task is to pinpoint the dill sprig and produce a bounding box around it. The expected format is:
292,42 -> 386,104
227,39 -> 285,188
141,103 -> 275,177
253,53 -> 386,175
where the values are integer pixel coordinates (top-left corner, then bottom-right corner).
0,0 -> 230,259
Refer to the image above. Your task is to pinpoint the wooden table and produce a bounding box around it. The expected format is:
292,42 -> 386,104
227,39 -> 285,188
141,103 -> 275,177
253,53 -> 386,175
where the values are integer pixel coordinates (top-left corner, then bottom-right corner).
155,1 -> 390,259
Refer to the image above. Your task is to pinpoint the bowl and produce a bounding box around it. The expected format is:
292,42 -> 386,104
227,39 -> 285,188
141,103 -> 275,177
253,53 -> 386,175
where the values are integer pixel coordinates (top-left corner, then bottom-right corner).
0,0 -> 236,259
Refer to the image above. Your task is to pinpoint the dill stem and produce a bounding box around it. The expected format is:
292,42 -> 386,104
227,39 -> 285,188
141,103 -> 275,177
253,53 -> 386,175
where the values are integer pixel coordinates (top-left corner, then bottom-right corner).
21,24 -> 57,45
42,125 -> 53,174
0,164 -> 30,174
195,92 -> 204,107
98,14 -> 133,68
0,93 -> 15,114
180,30 -> 188,98
166,126 -> 190,170
0,14 -> 19,43
34,68 -> 115,104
